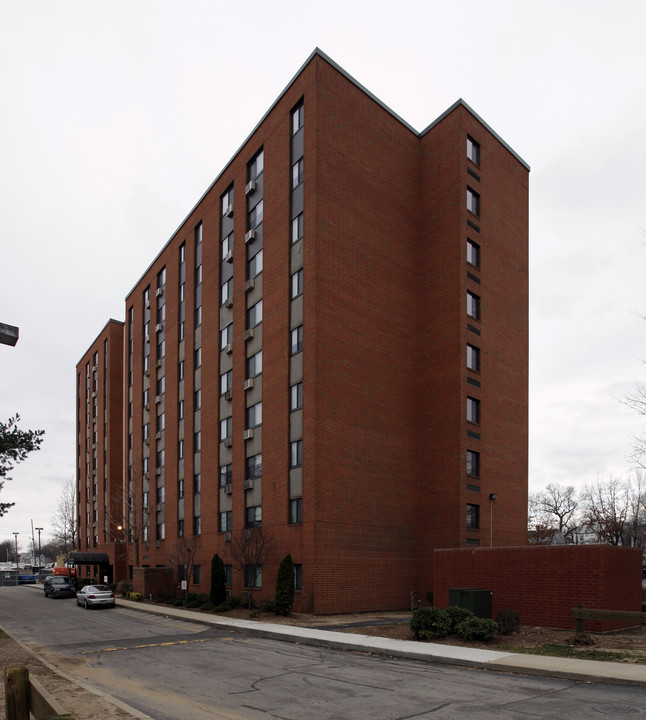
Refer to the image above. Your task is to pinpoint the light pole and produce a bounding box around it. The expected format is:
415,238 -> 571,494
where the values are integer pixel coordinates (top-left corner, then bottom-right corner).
489,493 -> 498,547
35,527 -> 43,578
13,532 -> 19,585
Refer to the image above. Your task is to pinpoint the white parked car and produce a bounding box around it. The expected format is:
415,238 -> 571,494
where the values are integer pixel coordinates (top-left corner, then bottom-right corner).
76,584 -> 116,609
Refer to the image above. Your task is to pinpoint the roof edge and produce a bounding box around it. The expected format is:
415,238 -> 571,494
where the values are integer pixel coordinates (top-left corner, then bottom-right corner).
76,317 -> 124,368
420,98 -> 530,171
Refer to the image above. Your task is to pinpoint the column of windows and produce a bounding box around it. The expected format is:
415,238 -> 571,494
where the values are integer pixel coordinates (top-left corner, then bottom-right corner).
465,134 -> 482,544
289,100 -> 304,528
155,267 -> 167,541
177,243 -> 186,531
193,225 -> 202,537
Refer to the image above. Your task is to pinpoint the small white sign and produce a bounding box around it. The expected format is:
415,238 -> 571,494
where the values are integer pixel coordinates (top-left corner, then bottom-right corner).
181,580 -> 187,590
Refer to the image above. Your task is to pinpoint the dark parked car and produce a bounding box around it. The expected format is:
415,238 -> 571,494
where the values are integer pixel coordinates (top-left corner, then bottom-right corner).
76,584 -> 115,609
43,575 -> 75,598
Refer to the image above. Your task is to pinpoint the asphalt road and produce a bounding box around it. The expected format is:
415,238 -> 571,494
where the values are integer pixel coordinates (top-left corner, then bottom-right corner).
2,585 -> 646,720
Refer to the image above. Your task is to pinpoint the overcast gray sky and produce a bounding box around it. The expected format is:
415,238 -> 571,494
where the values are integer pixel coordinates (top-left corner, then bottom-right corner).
2,0 -> 645,550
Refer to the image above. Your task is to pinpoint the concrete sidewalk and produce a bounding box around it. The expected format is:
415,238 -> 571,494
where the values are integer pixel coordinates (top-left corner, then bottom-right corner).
117,598 -> 646,687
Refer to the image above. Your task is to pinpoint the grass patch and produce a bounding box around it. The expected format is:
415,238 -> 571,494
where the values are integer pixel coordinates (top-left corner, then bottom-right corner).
500,643 -> 643,663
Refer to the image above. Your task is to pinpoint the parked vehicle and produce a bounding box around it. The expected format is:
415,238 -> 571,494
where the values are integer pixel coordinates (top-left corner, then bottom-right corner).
18,573 -> 37,584
43,575 -> 75,598
76,584 -> 115,609
52,566 -> 76,577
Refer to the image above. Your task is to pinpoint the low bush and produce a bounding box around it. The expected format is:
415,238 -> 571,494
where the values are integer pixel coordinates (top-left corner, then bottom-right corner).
172,598 -> 185,607
410,607 -> 451,640
455,617 -> 498,641
444,606 -> 474,634
116,580 -> 132,597
127,592 -> 142,602
496,608 -> 521,635
258,598 -> 275,613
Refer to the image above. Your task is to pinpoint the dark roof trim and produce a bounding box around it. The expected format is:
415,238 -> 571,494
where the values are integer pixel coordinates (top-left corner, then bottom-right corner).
420,98 -> 530,171
68,552 -> 110,565
124,49 -> 529,300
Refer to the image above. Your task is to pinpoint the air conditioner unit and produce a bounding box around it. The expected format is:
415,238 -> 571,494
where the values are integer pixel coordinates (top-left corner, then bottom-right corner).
244,278 -> 255,292
224,250 -> 233,263
223,296 -> 233,308
154,504 -> 161,511
224,532 -> 231,542
224,485 -> 232,495
244,328 -> 254,341
225,389 -> 232,401
156,288 -> 163,297
144,438 -> 149,445
155,395 -> 162,404
224,437 -> 232,448
243,378 -> 254,391
145,300 -> 150,309
243,479 -> 254,490
245,180 -> 256,195
224,343 -> 233,355
144,403 -> 150,411
143,472 -> 149,480
144,334 -> 150,344
224,204 -> 233,217
245,229 -> 256,243
144,369 -> 149,377
155,431 -> 162,440
156,359 -> 162,368
243,429 -> 254,441
155,468 -> 161,476
155,323 -> 163,333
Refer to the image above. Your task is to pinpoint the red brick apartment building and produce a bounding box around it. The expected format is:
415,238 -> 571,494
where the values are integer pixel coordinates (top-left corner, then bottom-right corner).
76,49 -> 529,613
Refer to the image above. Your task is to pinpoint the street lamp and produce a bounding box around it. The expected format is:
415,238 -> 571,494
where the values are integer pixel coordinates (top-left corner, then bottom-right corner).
35,527 -> 43,579
489,493 -> 498,547
13,532 -> 19,585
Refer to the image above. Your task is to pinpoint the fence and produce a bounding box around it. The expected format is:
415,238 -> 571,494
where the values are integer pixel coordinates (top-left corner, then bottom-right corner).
4,667 -> 74,719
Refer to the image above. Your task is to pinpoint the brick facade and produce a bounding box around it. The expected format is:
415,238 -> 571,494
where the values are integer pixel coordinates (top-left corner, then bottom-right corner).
77,50 -> 529,614
434,545 -> 643,631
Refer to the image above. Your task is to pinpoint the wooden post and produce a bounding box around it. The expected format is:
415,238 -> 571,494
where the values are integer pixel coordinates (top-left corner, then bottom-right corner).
4,667 -> 29,720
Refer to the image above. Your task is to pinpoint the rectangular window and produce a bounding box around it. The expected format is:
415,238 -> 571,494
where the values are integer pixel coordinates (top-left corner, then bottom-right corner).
178,400 -> 185,420
156,485 -> 165,504
220,323 -> 233,349
290,440 -> 303,468
224,564 -> 232,586
291,158 -> 304,189
178,478 -> 184,498
246,402 -> 262,429
248,199 -> 263,229
290,382 -> 303,411
220,416 -> 232,441
246,453 -> 262,479
466,291 -> 480,320
292,101 -> 304,135
156,522 -> 165,540
467,396 -> 480,424
179,321 -> 185,341
467,187 -> 480,216
291,269 -> 303,299
179,360 -> 185,380
195,263 -> 202,286
178,439 -> 184,460
194,431 -> 201,453
219,510 -> 232,532
467,344 -> 480,372
194,305 -> 202,327
248,149 -> 264,180
289,497 -> 302,524
294,564 -> 302,591
246,350 -> 262,378
247,249 -> 263,279
194,346 -> 202,368
291,213 -> 303,244
194,515 -> 201,535
466,450 -> 480,477
291,325 -> 303,355
178,519 -> 184,537
194,472 -> 201,494
467,136 -> 480,165
222,232 -> 233,258
245,506 -> 262,529
156,449 -> 165,467
247,300 -> 263,328
221,279 -> 233,305
466,503 -> 480,529
193,564 -> 201,584
220,370 -> 233,395
180,282 -> 186,302
220,464 -> 232,487
194,388 -> 201,410
245,563 -> 262,587
221,187 -> 233,216
467,239 -> 480,268
156,376 -> 165,395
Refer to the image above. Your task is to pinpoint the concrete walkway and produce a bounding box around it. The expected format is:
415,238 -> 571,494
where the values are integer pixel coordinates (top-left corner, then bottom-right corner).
116,598 -> 646,687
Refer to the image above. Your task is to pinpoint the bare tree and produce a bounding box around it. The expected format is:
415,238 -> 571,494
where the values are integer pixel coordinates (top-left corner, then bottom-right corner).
51,479 -> 77,555
527,493 -> 554,544
528,484 -> 579,544
227,527 -> 273,607
168,535 -> 201,601
580,475 -> 639,545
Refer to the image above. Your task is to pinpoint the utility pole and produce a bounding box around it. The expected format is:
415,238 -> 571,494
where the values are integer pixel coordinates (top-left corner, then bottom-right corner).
13,532 -> 19,585
35,527 -> 43,578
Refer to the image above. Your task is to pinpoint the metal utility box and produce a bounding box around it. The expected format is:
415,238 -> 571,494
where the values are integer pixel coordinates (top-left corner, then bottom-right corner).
448,588 -> 492,618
